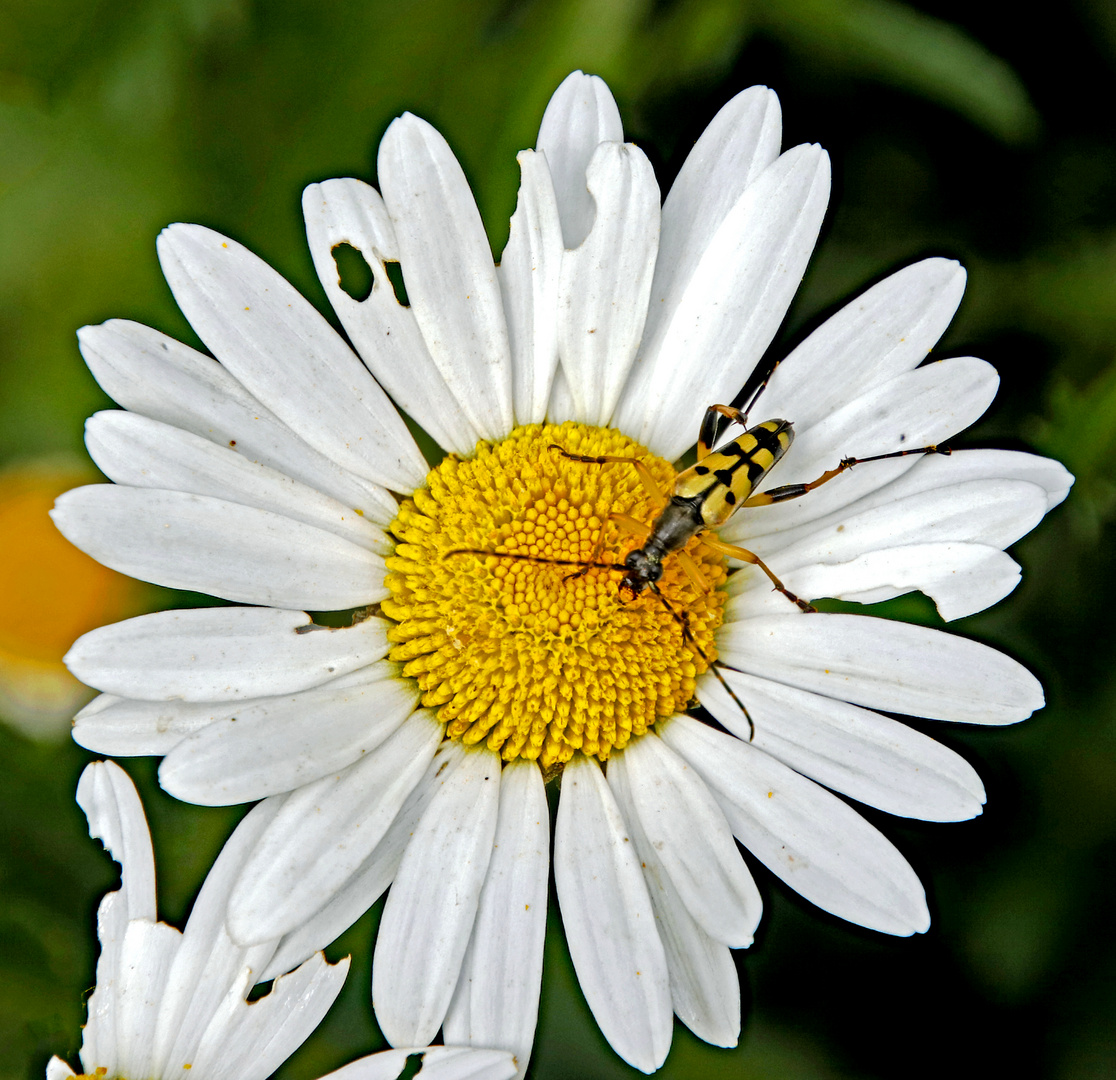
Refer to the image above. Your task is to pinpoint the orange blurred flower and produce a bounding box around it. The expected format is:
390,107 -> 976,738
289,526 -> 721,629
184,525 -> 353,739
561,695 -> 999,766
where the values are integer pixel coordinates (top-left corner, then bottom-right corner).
0,460 -> 145,738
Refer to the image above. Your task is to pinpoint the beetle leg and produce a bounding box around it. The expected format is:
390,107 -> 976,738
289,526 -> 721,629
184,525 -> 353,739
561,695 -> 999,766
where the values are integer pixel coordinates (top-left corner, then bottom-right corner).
697,404 -> 748,461
608,512 -> 652,539
742,444 -> 949,506
676,549 -> 712,595
700,536 -> 816,613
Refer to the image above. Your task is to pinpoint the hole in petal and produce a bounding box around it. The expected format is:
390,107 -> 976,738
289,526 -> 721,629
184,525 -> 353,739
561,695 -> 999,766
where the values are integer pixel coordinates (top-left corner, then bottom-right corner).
399,1054 -> 424,1080
384,259 -> 410,307
331,242 -> 374,302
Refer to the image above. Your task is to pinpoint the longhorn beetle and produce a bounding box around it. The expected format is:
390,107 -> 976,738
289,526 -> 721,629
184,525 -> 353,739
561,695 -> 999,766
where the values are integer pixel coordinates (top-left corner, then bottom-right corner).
449,395 -> 949,739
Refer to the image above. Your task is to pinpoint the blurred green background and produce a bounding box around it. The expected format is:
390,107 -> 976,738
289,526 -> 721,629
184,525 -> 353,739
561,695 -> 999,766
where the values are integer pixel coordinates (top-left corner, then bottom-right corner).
2,0 -> 1114,1077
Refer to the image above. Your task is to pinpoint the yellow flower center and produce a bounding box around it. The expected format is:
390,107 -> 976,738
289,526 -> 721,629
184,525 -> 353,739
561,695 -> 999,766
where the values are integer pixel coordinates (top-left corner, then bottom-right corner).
383,422 -> 728,771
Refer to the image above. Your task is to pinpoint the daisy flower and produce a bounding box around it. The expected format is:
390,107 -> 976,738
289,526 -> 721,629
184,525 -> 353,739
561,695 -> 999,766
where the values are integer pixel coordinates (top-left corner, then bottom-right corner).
53,72 -> 1070,1074
52,760 -> 516,1080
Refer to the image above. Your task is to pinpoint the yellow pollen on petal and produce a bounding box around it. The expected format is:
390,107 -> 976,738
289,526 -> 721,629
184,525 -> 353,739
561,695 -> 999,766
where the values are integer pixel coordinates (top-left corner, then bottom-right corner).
384,423 -> 727,772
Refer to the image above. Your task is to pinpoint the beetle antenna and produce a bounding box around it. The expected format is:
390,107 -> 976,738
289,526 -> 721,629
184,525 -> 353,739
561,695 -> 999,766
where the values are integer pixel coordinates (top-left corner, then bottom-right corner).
649,582 -> 755,740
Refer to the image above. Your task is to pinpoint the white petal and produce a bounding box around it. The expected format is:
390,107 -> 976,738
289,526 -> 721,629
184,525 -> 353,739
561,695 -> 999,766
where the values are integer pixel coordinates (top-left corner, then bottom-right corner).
733,542 -> 1022,622
260,739 -> 464,983
76,761 -> 156,922
76,763 -> 170,1074
612,144 -> 831,459
722,356 -> 1002,541
716,612 -> 1043,724
747,449 -> 1072,557
738,476 -> 1046,569
373,747 -> 502,1046
52,485 -> 387,610
662,716 -> 930,935
90,919 -> 180,1078
157,224 -> 426,491
319,1047 -> 516,1080
607,752 -> 741,1047
499,151 -> 563,425
544,364 -> 577,424
536,71 -> 624,248
608,735 -> 761,947
655,86 -> 782,304
727,474 -> 1047,621
302,178 -> 481,456
226,712 -> 443,943
619,84 -> 780,448
46,1058 -> 76,1080
444,761 -> 548,1080
557,141 -> 660,427
73,693 -> 244,757
883,446 -> 1074,511
697,667 -> 986,821
755,258 -> 969,429
378,114 -> 513,440
553,756 -> 671,1074
207,952 -> 349,1080
154,797 -> 286,1073
159,667 -> 418,805
77,320 -> 398,525
65,607 -> 389,701
413,1047 -> 518,1080
85,411 -> 390,554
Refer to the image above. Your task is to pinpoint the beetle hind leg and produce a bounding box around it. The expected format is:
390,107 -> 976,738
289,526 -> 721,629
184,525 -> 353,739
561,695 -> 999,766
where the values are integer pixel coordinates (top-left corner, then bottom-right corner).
701,536 -> 816,613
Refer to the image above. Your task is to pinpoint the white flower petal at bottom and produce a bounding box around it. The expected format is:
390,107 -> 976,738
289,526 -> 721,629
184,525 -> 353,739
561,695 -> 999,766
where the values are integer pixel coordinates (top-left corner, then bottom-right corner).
77,758 -> 157,920
67,762 -> 349,1080
444,760 -> 549,1080
373,746 -> 502,1046
155,798 -> 287,1071
226,712 -> 443,944
554,756 -> 672,1074
319,1046 -> 516,1080
192,952 -> 345,1080
607,733 -> 761,947
662,716 -> 930,935
49,1045 -> 515,1080
608,755 -> 741,1047
259,741 -> 464,984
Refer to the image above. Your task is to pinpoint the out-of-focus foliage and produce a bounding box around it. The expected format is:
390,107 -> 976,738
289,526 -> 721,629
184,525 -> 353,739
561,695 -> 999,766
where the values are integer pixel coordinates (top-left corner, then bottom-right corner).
2,1 -> 1114,1079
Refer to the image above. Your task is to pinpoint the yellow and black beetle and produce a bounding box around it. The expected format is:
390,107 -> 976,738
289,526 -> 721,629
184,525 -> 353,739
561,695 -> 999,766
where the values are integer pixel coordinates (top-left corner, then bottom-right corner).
555,402 -> 946,611
449,401 -> 948,737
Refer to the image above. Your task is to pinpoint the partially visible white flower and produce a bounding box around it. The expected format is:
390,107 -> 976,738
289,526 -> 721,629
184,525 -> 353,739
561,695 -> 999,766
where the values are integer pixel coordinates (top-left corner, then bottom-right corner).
49,760 -> 514,1080
50,71 -> 1071,1075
